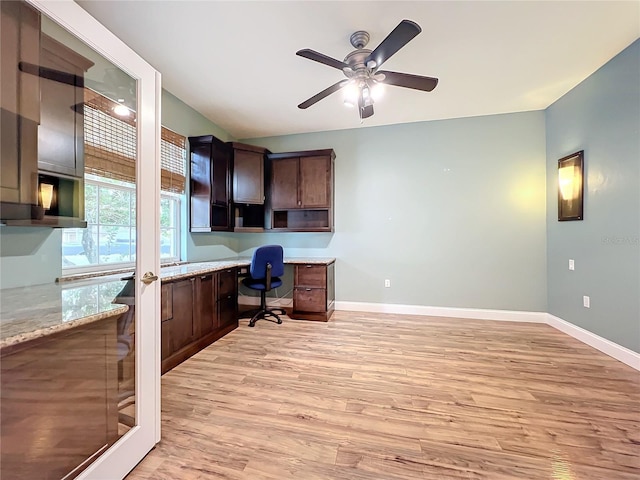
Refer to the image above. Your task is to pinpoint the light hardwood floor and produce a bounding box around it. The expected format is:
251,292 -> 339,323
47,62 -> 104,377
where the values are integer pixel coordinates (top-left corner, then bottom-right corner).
126,311 -> 640,479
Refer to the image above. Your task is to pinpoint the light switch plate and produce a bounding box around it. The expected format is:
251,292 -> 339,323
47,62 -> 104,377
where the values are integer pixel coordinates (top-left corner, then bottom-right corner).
569,259 -> 575,271
583,295 -> 590,308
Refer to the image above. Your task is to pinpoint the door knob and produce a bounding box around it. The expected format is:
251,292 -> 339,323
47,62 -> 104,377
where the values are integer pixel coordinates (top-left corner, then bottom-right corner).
141,271 -> 159,285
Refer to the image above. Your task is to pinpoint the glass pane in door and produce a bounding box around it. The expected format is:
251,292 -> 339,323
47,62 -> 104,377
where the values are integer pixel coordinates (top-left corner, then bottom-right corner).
0,2 -> 146,478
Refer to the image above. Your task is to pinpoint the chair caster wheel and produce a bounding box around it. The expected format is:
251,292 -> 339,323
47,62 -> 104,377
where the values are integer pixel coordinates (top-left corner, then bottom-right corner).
248,322 -> 255,328
277,319 -> 282,324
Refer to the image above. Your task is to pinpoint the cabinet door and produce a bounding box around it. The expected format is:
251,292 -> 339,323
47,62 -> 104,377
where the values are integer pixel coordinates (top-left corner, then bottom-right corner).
170,278 -> 195,352
233,149 -> 264,204
299,155 -> 331,208
211,138 -> 230,206
216,268 -> 237,329
217,296 -> 237,328
195,274 -> 215,336
160,283 -> 173,322
37,34 -> 90,177
270,157 -> 299,208
0,1 -> 39,207
189,142 -> 212,231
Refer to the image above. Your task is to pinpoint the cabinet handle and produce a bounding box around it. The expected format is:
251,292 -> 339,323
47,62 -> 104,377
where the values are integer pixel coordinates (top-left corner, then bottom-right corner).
201,275 -> 210,280
227,295 -> 232,299
190,278 -> 195,282
305,265 -> 312,268
306,288 -> 312,291
298,200 -> 301,206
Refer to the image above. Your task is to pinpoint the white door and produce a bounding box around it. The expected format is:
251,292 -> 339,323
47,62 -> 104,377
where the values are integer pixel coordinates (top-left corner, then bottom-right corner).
29,1 -> 161,478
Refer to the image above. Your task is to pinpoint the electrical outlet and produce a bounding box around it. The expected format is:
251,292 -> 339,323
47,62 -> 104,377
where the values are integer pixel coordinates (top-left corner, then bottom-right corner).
384,279 -> 391,288
583,295 -> 590,308
569,259 -> 575,271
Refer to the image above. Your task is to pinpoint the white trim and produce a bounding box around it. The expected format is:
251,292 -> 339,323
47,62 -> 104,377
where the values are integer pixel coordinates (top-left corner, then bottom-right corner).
546,314 -> 640,371
335,301 -> 547,323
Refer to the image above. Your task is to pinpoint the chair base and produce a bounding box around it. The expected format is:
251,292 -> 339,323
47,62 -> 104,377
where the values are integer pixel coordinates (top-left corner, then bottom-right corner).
243,290 -> 286,327
248,308 -> 285,327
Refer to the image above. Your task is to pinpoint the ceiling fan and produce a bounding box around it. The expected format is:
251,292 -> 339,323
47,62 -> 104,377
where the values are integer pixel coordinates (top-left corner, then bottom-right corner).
296,19 -> 438,119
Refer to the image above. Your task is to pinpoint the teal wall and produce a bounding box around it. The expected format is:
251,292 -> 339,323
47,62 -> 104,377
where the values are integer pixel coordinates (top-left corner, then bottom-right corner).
227,111 -> 548,311
160,90 -> 236,262
545,40 -> 640,352
0,228 -> 62,288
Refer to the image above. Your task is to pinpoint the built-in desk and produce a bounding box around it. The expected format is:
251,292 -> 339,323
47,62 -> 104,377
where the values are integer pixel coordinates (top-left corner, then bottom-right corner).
159,257 -> 335,373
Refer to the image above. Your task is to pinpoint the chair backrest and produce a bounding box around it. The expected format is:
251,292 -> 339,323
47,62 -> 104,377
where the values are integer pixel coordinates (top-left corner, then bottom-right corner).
250,245 -> 284,280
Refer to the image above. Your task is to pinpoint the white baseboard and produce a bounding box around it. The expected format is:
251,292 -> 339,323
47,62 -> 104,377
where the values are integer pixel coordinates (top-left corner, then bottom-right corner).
335,301 -> 546,323
334,301 -> 639,371
546,314 -> 640,371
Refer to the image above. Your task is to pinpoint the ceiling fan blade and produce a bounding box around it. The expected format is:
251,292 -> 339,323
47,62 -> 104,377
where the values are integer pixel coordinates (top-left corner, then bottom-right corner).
365,20 -> 421,69
296,49 -> 349,71
298,80 -> 349,109
378,70 -> 438,92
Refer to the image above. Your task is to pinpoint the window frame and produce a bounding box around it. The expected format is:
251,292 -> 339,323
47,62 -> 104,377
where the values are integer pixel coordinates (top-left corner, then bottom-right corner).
61,176 -> 181,276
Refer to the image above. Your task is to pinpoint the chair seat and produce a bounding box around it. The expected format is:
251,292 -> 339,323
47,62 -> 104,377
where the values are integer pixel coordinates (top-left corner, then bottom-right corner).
242,277 -> 282,290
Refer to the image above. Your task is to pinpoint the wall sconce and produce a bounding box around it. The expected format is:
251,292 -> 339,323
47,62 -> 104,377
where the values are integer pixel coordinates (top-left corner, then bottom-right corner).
558,150 -> 584,221
38,173 -> 59,214
39,182 -> 54,210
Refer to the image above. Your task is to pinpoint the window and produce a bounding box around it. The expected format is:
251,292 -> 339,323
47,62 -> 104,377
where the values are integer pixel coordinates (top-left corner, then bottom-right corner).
62,89 -> 186,272
62,176 -> 181,270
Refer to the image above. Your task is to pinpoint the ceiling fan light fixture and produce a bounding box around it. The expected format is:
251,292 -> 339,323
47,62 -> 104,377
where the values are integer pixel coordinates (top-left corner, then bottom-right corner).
361,85 -> 373,107
370,82 -> 385,101
343,82 -> 359,107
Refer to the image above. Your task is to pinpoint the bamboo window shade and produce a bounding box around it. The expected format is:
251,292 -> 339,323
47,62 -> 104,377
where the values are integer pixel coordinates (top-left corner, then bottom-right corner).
83,88 -> 186,194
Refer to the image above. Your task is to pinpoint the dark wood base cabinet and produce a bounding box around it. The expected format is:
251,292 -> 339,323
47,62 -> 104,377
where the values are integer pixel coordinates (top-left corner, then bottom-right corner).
290,262 -> 335,321
0,317 -> 119,480
161,268 -> 237,374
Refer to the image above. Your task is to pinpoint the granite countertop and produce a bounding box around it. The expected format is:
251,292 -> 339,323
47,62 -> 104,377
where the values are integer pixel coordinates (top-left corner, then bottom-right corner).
0,256 -> 336,349
0,278 -> 129,349
160,257 -> 336,282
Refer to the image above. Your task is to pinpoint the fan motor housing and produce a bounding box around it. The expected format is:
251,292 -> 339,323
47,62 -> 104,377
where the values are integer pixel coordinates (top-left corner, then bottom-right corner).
344,49 -> 372,72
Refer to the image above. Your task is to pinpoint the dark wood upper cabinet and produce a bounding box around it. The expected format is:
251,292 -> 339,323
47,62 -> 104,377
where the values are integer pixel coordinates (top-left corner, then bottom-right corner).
229,142 -> 268,231
1,1 -> 41,219
270,157 -> 299,209
0,3 -> 90,226
37,34 -> 92,178
267,149 -> 335,232
188,134 -> 232,232
231,143 -> 266,205
187,137 -> 334,232
299,155 -> 331,208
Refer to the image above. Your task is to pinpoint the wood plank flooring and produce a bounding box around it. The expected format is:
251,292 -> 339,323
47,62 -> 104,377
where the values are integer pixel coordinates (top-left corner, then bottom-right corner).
126,311 -> 640,479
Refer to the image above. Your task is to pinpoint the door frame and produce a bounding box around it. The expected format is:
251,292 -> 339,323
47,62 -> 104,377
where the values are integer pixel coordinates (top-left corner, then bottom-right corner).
27,1 -> 161,478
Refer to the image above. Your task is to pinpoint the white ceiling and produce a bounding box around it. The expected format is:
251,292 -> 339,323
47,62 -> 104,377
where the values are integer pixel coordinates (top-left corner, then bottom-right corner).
76,1 -> 639,140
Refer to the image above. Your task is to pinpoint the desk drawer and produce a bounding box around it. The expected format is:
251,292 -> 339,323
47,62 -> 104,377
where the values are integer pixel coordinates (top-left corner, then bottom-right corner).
295,265 -> 326,288
294,287 -> 326,313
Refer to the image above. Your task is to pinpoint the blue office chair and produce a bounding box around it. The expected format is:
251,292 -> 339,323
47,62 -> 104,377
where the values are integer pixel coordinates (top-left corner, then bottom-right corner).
242,245 -> 286,327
